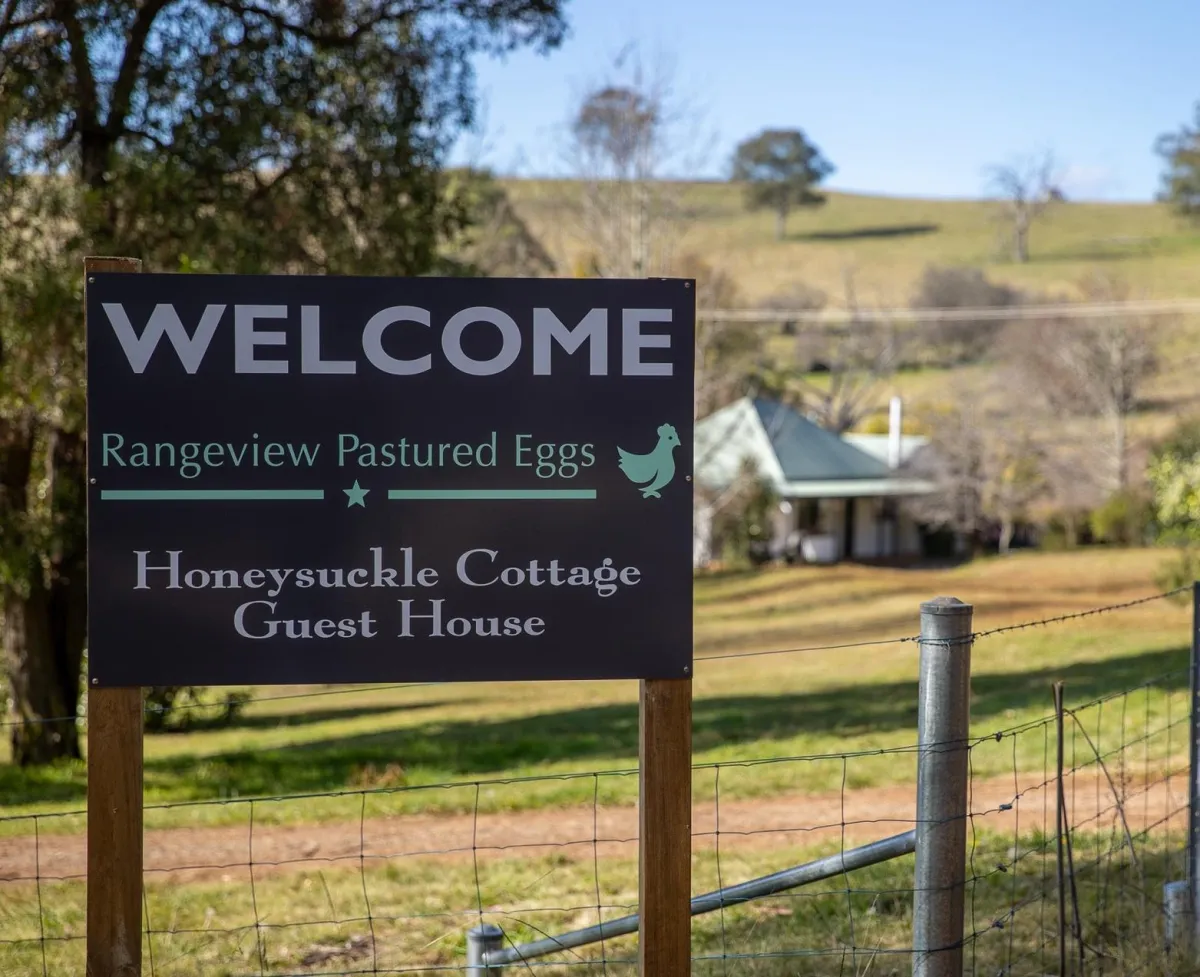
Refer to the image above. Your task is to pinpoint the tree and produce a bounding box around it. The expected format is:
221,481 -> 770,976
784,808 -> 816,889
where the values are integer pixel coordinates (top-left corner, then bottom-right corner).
730,129 -> 834,240
1156,102 -> 1200,219
908,392 -> 988,555
998,273 -> 1158,496
0,0 -> 567,764
563,44 -> 705,278
681,255 -> 759,420
985,152 -> 1061,263
1146,417 -> 1200,590
910,265 -> 1025,365
908,382 -> 1047,555
788,270 -> 900,434
442,168 -> 556,277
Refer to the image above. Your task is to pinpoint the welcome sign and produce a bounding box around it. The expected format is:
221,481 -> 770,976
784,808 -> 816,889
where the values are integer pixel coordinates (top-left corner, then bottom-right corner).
86,273 -> 695,686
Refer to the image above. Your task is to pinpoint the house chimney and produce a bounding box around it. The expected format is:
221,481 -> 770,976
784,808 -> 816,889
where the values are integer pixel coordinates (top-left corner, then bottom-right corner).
887,396 -> 903,469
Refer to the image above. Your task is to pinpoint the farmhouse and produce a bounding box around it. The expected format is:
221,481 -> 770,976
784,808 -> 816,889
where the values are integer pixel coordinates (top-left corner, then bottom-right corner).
693,396 -> 938,566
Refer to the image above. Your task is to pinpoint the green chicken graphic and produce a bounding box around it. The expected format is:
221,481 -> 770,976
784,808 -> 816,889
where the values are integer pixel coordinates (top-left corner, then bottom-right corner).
617,423 -> 681,499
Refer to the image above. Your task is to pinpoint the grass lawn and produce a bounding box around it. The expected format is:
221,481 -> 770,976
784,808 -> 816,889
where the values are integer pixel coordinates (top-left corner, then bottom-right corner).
0,827 -> 1182,976
503,179 -> 1200,304
0,548 -> 1190,832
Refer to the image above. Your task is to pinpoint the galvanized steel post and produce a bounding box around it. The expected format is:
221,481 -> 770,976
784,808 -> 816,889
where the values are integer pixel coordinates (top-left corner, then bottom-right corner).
467,923 -> 505,976
1189,581 -> 1200,954
1166,880 -> 1194,960
912,596 -> 973,977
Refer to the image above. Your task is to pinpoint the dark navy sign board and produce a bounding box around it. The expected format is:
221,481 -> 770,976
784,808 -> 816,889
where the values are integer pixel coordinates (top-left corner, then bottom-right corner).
86,273 -> 695,686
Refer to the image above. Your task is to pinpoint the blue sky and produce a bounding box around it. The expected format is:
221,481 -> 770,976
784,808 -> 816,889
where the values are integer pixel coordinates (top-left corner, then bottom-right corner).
454,0 -> 1197,201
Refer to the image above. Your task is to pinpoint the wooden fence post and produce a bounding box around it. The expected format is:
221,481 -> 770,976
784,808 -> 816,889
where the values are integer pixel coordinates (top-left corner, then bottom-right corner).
639,677 -> 692,977
85,255 -> 145,977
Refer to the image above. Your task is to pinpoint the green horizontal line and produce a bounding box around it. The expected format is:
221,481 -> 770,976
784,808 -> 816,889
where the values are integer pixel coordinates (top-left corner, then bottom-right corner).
387,489 -> 597,501
100,489 -> 325,500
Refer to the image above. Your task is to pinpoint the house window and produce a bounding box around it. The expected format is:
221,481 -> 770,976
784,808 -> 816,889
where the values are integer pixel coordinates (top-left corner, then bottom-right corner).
881,498 -> 898,521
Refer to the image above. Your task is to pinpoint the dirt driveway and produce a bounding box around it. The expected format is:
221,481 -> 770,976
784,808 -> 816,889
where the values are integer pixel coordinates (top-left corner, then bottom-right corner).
0,770 -> 1186,887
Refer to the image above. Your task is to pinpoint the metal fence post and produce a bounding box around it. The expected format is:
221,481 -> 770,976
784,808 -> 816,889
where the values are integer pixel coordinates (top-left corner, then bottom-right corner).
1166,880 -> 1194,959
912,596 -> 973,977
467,923 -> 505,976
1189,580 -> 1200,953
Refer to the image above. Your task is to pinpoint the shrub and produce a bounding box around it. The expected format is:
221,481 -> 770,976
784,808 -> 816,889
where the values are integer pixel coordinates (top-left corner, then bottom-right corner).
1089,489 -> 1153,546
911,265 -> 1025,365
144,686 -> 251,733
1039,509 -> 1093,551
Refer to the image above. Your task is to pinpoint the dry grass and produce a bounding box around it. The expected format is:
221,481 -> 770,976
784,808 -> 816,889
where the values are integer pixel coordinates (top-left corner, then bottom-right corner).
504,179 -> 1200,304
0,548 -> 1188,830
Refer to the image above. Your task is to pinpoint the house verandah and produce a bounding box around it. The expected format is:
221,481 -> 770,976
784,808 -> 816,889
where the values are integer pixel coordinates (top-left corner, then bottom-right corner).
693,396 -> 938,567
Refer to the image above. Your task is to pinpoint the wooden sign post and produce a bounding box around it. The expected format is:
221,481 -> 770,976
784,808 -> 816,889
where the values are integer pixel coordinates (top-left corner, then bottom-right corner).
84,256 -> 145,977
640,677 -> 693,977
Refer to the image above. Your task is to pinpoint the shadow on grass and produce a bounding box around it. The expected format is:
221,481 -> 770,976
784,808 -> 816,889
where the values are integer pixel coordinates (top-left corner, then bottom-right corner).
792,223 -> 939,242
0,645 -> 1186,808
219,700 -> 457,733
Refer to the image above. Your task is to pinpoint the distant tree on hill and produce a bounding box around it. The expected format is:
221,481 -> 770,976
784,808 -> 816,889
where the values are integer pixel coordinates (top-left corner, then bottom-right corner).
1156,103 -> 1200,219
563,43 -> 709,277
985,151 -> 1062,262
730,129 -> 834,240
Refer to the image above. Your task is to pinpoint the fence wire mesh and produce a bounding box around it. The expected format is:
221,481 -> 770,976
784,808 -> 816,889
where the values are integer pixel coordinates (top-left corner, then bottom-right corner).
0,589 -> 1192,976
962,667 -> 1190,977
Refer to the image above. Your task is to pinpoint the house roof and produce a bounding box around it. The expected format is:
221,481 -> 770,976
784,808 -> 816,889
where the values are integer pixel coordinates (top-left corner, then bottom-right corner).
843,432 -> 930,468
750,398 -> 890,481
694,396 -> 936,498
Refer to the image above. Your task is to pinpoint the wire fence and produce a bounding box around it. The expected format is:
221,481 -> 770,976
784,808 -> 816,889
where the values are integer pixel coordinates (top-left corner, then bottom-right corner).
0,588 -> 1193,976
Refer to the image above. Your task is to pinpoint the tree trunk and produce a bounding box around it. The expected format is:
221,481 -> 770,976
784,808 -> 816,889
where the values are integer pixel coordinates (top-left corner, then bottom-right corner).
999,515 -> 1015,555
775,207 -> 787,241
1013,215 -> 1029,263
1111,408 -> 1127,493
1,424 -> 89,765
5,575 -> 83,765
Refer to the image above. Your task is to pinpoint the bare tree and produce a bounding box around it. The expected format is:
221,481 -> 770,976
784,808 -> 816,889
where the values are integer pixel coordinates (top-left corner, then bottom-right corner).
908,380 -> 1048,554
789,270 -> 901,433
983,414 -> 1048,554
986,151 -> 1062,263
684,254 -> 761,419
999,273 -> 1159,495
907,391 -> 988,555
562,43 -> 709,278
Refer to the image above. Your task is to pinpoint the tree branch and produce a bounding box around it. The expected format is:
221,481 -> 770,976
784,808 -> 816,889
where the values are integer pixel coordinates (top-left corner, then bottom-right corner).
0,0 -> 50,39
52,0 -> 99,132
106,0 -> 173,135
209,0 -> 417,47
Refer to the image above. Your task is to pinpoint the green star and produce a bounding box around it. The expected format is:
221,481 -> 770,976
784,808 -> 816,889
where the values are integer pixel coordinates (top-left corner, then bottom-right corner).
344,480 -> 369,507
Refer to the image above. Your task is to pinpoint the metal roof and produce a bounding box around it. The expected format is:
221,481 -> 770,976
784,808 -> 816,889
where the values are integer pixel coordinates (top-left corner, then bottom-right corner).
694,397 -> 936,498
750,398 -> 890,481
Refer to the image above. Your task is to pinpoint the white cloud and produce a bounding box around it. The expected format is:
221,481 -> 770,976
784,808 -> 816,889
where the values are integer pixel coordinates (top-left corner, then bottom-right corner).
1057,163 -> 1124,200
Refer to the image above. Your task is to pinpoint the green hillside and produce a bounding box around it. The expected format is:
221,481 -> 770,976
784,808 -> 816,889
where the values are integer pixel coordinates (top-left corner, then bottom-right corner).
503,179 -> 1200,303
